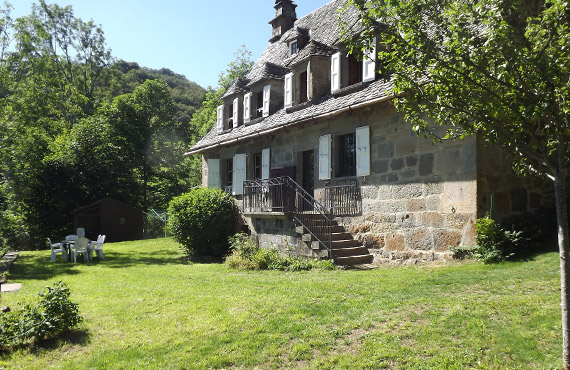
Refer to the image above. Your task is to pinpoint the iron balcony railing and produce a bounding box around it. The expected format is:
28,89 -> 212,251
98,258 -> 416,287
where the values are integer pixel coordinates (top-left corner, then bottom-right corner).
243,177 -> 333,258
324,179 -> 361,216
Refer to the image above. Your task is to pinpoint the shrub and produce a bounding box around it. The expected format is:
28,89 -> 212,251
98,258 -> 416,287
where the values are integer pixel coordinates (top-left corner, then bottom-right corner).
474,215 -> 526,264
0,282 -> 82,349
225,233 -> 335,271
167,188 -> 238,258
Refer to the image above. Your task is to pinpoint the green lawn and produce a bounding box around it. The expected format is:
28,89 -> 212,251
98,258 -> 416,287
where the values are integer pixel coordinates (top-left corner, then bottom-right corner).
0,238 -> 562,369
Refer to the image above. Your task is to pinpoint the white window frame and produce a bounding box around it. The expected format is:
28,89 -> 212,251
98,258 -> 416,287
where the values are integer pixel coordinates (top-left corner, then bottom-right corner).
362,37 -> 377,83
331,52 -> 341,92
284,73 -> 293,108
216,105 -> 224,133
232,98 -> 239,128
243,92 -> 251,124
262,85 -> 271,117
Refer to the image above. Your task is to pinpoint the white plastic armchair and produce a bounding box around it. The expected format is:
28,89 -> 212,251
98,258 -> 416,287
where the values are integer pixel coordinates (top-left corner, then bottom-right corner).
89,234 -> 105,260
48,238 -> 66,262
71,237 -> 90,262
65,234 -> 78,241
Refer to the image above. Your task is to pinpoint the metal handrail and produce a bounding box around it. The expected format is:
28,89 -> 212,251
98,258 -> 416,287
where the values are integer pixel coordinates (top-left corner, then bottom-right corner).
243,176 -> 333,258
324,179 -> 361,216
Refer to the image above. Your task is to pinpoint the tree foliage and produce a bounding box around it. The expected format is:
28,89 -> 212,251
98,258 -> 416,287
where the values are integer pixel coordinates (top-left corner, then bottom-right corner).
348,0 -> 570,366
0,1 -> 206,248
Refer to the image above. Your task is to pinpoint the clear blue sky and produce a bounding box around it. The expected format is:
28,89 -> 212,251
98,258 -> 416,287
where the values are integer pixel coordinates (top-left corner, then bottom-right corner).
11,0 -> 332,88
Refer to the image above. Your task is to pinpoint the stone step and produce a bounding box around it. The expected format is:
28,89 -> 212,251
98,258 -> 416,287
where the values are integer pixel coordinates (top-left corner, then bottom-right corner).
331,239 -> 360,248
332,246 -> 370,257
332,232 -> 352,241
335,254 -> 374,266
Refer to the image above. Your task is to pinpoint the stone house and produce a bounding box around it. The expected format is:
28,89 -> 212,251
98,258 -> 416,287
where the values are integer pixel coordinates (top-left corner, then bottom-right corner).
186,0 -> 547,265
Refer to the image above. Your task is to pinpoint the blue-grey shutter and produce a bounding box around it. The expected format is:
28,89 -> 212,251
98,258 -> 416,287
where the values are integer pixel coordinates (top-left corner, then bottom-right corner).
356,126 -> 371,176
319,134 -> 331,180
233,153 -> 247,195
207,159 -> 220,188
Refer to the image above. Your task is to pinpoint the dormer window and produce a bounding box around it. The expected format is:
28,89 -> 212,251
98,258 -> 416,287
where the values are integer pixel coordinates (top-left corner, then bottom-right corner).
331,37 -> 377,92
256,91 -> 264,118
227,103 -> 234,128
290,40 -> 298,56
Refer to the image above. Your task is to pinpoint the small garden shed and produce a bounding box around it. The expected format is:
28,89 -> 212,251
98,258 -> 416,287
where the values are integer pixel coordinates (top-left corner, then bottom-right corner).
71,198 -> 143,242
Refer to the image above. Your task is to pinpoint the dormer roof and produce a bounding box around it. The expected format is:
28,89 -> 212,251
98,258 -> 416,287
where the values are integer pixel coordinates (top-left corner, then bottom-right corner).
286,40 -> 337,67
221,77 -> 250,99
282,26 -> 309,43
246,62 -> 291,87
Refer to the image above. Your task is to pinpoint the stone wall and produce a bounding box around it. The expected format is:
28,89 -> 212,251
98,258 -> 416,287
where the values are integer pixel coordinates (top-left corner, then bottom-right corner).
202,99 -> 556,263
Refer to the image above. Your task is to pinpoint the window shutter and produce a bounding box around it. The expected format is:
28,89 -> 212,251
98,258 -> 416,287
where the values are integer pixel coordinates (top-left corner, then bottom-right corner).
306,61 -> 312,100
207,159 -> 220,188
331,52 -> 341,92
362,37 -> 376,83
232,153 -> 247,195
216,105 -> 224,133
232,98 -> 239,128
262,85 -> 271,117
356,126 -> 371,176
243,93 -> 251,124
284,73 -> 293,108
262,148 -> 270,179
319,134 -> 331,180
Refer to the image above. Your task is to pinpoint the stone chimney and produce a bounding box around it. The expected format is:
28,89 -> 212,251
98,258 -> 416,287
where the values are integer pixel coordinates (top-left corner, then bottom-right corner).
269,0 -> 297,43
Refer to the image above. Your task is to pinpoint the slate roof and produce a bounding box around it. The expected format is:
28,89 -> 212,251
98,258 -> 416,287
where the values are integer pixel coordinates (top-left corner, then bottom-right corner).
221,77 -> 250,99
187,0 -> 391,155
285,40 -> 337,67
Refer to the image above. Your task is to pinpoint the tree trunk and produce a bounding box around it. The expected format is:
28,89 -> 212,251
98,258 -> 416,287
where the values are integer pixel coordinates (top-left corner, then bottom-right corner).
554,169 -> 570,369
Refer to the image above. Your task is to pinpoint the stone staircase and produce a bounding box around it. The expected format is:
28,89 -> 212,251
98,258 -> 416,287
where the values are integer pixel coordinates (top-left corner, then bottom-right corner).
296,218 -> 373,266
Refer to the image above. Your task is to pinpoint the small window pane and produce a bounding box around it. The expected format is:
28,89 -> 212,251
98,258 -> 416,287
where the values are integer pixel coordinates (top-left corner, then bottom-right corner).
338,133 -> 356,177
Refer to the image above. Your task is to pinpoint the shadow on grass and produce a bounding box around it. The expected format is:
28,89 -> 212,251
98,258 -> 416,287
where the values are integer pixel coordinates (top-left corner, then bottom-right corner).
0,330 -> 91,357
31,329 -> 91,353
9,254 -> 82,281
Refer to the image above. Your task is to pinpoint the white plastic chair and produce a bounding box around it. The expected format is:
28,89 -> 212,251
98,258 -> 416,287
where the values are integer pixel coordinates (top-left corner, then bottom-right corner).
48,238 -> 66,262
76,228 -> 85,238
66,234 -> 78,241
89,235 -> 105,260
71,237 -> 90,262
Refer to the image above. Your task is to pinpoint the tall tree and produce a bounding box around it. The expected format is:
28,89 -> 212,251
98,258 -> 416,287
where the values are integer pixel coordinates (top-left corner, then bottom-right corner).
348,0 -> 570,366
107,79 -> 176,233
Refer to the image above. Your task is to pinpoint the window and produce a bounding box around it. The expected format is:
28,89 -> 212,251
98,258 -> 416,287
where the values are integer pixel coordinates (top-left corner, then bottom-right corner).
348,53 -> 363,86
227,103 -> 234,129
256,91 -> 263,118
225,159 -> 233,187
253,153 -> 262,180
337,133 -> 356,177
290,41 -> 298,55
299,71 -> 308,103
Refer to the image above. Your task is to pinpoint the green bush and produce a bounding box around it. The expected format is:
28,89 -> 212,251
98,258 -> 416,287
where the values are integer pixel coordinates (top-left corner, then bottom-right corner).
474,215 -> 525,264
225,233 -> 335,271
167,188 -> 238,258
0,282 -> 82,349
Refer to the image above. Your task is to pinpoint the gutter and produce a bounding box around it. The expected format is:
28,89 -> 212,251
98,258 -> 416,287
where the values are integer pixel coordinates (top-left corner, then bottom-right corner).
184,93 -> 396,156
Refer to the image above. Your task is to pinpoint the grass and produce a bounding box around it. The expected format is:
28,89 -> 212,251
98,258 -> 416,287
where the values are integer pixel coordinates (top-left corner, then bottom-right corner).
0,238 -> 562,369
